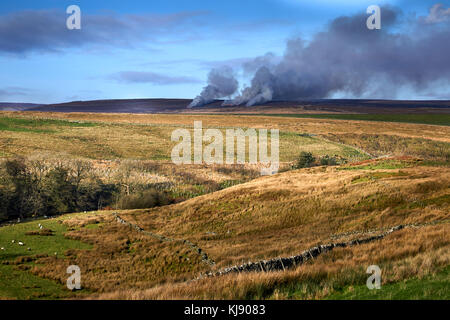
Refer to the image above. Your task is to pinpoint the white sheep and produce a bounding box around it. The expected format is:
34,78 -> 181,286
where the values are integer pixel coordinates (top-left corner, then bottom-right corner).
1,247 -> 4,250
11,240 -> 15,243
18,242 -> 24,246
39,225 -> 43,229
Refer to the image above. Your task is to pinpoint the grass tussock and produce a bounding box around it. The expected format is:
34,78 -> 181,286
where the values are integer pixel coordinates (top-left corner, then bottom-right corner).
93,224 -> 449,300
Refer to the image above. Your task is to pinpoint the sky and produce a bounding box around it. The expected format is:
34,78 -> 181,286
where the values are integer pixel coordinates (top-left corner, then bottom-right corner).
0,0 -> 448,104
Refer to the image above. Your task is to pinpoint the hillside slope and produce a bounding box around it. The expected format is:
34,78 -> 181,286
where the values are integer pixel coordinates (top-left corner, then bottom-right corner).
4,158 -> 446,299
119,159 -> 450,268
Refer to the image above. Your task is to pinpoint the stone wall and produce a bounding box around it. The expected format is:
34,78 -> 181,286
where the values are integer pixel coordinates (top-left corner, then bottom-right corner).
113,213 -> 215,266
197,225 -> 406,279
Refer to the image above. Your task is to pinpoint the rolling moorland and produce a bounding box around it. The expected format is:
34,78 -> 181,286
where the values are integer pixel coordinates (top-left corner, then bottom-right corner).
0,102 -> 449,300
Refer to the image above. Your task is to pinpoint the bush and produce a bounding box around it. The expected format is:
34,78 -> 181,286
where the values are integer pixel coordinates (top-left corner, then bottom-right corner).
117,189 -> 172,210
294,152 -> 316,169
0,187 -> 8,221
320,155 -> 338,166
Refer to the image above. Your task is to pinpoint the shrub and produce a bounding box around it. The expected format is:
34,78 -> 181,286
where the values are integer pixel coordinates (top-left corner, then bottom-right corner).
116,189 -> 172,210
0,187 -> 8,221
294,152 -> 316,169
320,155 -> 338,166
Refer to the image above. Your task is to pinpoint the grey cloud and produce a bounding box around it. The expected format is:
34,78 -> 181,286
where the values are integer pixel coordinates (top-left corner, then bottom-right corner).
200,57 -> 255,70
111,71 -> 202,85
0,86 -> 32,99
0,9 -> 209,55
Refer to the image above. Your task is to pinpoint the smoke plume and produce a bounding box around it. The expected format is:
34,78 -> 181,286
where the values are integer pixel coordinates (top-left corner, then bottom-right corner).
188,66 -> 238,108
190,4 -> 450,107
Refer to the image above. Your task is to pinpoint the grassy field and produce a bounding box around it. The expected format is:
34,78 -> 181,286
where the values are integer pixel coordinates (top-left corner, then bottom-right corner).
0,214 -> 92,299
2,158 -> 445,300
0,111 -> 449,300
0,114 -> 368,162
326,266 -> 450,300
0,117 -> 97,133
244,113 -> 450,126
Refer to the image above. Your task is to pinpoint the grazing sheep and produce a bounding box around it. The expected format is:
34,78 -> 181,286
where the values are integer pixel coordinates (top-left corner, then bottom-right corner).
27,248 -> 31,251
1,247 -> 4,250
18,242 -> 24,246
39,225 -> 43,229
11,240 -> 15,243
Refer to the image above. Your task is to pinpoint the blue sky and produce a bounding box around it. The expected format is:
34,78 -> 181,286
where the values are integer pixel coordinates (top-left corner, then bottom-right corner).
0,0 -> 447,103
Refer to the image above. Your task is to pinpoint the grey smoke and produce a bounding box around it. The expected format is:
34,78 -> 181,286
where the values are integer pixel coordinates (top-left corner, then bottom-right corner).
191,4 -> 450,107
188,66 -> 238,108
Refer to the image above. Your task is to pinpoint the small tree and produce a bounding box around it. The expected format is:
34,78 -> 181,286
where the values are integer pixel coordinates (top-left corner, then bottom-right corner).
320,155 -> 338,166
0,187 -> 8,221
295,152 -> 315,168
2,158 -> 36,219
43,165 -> 77,214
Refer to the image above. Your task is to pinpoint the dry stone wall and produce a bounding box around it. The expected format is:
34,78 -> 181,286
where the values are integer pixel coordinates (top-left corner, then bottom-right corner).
113,213 -> 215,266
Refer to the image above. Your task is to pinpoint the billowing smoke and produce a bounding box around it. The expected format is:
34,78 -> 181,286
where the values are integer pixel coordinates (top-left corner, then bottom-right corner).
231,67 -> 275,106
190,4 -> 450,107
188,66 -> 238,108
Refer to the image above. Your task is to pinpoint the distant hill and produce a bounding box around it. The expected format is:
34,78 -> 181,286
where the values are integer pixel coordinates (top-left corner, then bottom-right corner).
0,103 -> 43,111
2,98 -> 450,114
27,99 -> 221,113
193,99 -> 450,114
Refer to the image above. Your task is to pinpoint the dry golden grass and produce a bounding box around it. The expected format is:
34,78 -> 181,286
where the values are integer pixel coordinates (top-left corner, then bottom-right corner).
30,213 -> 209,293
6,111 -> 449,143
119,162 -> 449,269
93,224 -> 449,299
15,159 -> 448,298
0,112 -> 368,162
2,111 -> 448,299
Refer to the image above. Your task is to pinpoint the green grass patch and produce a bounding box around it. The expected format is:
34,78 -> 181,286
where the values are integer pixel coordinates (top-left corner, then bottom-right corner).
218,180 -> 242,189
326,266 -> 450,300
84,223 -> 102,230
0,116 -> 96,133
399,194 -> 450,210
0,263 -> 78,300
248,114 -> 450,126
279,131 -> 368,162
350,192 -> 405,213
0,215 -> 92,299
418,160 -> 450,167
340,159 -> 413,171
351,171 -> 409,184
